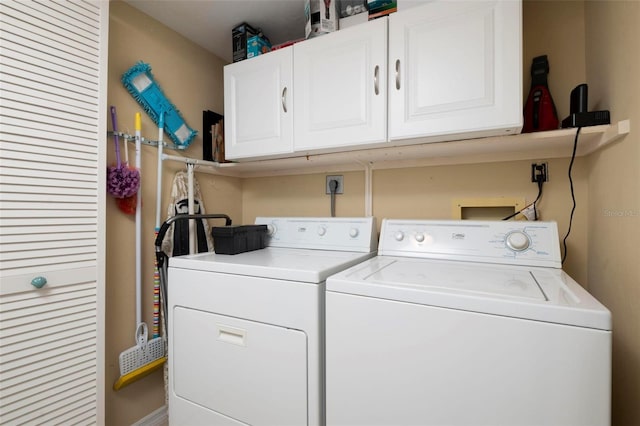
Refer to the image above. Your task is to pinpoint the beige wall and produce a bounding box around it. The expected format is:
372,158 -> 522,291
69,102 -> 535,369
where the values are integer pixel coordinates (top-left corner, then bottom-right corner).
106,2 -> 240,425
242,157 -> 590,282
106,1 -> 639,424
584,2 -> 640,425
523,0 -> 587,120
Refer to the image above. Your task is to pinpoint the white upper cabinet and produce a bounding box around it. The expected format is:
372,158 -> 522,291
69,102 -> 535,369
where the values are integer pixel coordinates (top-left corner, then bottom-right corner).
224,47 -> 294,160
222,0 -> 522,162
388,0 -> 522,142
294,17 -> 388,153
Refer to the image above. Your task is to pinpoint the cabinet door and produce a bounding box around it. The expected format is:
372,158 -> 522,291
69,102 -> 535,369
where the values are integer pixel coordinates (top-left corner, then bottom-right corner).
0,0 -> 107,423
294,17 -> 387,153
224,48 -> 294,160
388,1 -> 522,141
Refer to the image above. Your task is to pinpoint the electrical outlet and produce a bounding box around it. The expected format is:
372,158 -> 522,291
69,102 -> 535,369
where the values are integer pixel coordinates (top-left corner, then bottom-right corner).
531,163 -> 548,182
326,175 -> 344,194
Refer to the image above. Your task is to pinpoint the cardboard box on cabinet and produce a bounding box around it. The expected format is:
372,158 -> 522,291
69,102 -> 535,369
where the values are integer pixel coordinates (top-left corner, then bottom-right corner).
305,0 -> 339,38
368,0 -> 397,19
247,35 -> 272,59
339,0 -> 368,28
233,22 -> 271,62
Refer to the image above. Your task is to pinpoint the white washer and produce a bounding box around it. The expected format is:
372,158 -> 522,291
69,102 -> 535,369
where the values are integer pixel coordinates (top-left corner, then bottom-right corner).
326,219 -> 612,426
168,217 -> 377,426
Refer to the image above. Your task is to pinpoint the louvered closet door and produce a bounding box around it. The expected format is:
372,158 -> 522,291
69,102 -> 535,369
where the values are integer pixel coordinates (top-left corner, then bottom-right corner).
0,1 -> 107,424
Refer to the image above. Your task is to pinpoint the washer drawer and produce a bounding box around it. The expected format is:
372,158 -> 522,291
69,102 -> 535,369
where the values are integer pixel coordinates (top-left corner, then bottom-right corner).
172,307 -> 308,425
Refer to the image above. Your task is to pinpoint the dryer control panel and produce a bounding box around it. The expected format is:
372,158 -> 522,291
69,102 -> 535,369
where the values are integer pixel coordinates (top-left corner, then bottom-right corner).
255,217 -> 377,253
379,220 -> 561,268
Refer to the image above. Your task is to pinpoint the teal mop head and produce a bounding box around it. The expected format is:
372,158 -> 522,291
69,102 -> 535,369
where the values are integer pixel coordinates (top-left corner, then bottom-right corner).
121,62 -> 197,148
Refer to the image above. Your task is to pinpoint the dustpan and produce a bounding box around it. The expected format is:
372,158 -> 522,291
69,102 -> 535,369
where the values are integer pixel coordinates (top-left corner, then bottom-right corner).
114,323 -> 166,390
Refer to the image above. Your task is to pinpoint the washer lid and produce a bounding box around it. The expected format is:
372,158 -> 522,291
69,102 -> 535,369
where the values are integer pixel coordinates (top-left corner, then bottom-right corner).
327,256 -> 611,330
169,247 -> 376,283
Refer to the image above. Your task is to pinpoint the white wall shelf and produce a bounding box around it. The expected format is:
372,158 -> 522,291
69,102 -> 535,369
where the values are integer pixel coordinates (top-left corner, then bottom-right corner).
180,120 -> 630,178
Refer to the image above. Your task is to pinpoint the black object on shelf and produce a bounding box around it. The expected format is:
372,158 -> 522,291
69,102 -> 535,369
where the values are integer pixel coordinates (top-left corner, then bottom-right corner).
203,110 -> 223,162
561,84 -> 611,128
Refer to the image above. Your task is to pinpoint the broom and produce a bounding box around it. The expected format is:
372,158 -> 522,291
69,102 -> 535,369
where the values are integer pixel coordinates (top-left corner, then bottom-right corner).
114,113 -> 166,391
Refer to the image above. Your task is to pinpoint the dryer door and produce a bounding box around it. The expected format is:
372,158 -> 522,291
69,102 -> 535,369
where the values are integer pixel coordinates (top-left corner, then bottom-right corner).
172,307 -> 308,425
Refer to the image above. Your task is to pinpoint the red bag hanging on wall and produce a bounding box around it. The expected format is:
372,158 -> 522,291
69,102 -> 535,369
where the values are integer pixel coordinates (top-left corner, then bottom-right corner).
523,55 -> 559,133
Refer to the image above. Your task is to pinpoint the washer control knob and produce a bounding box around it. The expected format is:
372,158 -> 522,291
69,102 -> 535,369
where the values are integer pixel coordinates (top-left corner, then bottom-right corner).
415,233 -> 425,243
349,228 -> 359,238
395,231 -> 405,241
266,224 -> 277,236
506,231 -> 530,251
317,226 -> 327,236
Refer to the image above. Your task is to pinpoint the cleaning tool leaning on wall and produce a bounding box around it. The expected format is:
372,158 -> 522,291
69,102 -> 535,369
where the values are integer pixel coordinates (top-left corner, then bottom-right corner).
113,112 -> 166,391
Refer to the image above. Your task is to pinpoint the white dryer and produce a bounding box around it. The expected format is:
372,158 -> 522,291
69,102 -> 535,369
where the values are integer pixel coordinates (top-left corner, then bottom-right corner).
326,219 -> 611,426
168,217 -> 377,426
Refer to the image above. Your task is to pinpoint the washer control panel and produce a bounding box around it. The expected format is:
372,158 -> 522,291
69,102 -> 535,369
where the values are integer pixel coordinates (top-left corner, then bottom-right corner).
379,220 -> 561,268
255,217 -> 377,253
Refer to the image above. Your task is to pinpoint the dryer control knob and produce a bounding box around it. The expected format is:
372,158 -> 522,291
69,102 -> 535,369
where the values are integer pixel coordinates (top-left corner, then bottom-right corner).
415,233 -> 425,243
506,231 -> 530,251
317,226 -> 327,236
395,231 -> 405,241
267,224 -> 277,236
349,228 -> 359,238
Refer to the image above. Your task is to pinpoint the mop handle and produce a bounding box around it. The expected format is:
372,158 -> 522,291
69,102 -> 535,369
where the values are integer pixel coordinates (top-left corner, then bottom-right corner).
134,113 -> 141,169
110,106 -> 122,168
187,164 -> 196,255
135,113 -> 142,327
155,112 -> 164,230
153,112 -> 164,338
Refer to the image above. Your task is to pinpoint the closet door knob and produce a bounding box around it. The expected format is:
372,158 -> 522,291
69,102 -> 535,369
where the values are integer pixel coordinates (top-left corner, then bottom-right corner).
31,276 -> 47,289
395,60 -> 401,90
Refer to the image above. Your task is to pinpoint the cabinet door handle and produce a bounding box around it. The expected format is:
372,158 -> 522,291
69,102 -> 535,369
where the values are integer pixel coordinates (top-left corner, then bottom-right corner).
282,86 -> 288,113
374,65 -> 380,95
395,60 -> 401,90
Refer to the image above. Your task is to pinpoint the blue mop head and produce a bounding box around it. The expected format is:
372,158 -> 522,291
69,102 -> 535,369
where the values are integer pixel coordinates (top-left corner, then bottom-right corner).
121,62 -> 197,148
